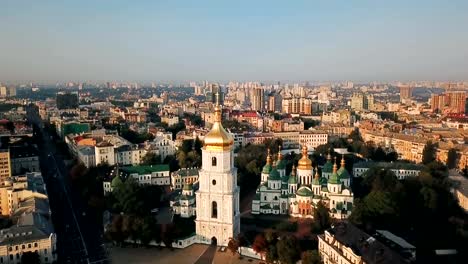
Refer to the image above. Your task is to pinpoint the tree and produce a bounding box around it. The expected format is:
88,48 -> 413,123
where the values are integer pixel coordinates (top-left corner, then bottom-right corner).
21,251 -> 40,264
447,148 -> 458,169
141,153 -> 162,165
252,234 -> 268,258
276,235 -> 301,264
312,201 -> 332,233
348,128 -> 362,142
227,237 -> 239,255
266,244 -> 278,263
422,141 -> 437,164
302,250 -> 322,264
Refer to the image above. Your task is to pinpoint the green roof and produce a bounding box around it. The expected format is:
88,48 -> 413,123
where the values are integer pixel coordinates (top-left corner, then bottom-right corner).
111,175 -> 123,188
288,175 -> 297,184
322,160 -> 333,173
120,165 -> 170,175
312,177 -> 321,186
281,174 -> 289,183
296,186 -> 313,197
262,164 -> 272,174
321,186 -> 329,192
329,171 -> 340,184
268,168 -> 281,181
179,194 -> 194,200
337,167 -> 350,179
254,193 -> 261,200
276,159 -> 286,170
320,177 -> 328,185
183,183 -> 193,191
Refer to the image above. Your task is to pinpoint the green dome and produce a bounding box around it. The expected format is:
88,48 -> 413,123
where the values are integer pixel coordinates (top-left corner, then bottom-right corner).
183,183 -> 193,191
276,159 -> 286,170
322,160 -> 333,173
262,164 -> 272,174
281,174 -> 289,183
337,167 -> 350,179
312,177 -> 321,186
328,171 -> 340,184
296,186 -> 313,197
111,176 -> 123,188
320,177 -> 328,185
268,168 -> 281,181
288,175 -> 297,184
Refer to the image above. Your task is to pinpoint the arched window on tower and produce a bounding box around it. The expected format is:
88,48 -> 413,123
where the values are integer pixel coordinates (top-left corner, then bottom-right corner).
212,201 -> 218,218
212,157 -> 217,166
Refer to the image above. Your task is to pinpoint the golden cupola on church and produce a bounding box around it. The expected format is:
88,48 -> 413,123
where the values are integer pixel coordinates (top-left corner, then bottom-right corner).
203,95 -> 234,151
297,145 -> 312,170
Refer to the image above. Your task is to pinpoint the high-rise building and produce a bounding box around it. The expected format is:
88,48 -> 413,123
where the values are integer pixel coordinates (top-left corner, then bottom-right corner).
447,91 -> 467,114
431,91 -> 467,114
282,97 -> 312,114
267,93 -> 282,112
399,85 -> 412,102
251,87 -> 264,111
350,93 -> 374,111
0,87 -> 7,98
195,101 -> 240,246
0,149 -> 11,181
431,94 -> 445,113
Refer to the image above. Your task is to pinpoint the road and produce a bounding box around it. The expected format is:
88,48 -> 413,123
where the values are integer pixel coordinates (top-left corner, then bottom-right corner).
27,106 -> 109,264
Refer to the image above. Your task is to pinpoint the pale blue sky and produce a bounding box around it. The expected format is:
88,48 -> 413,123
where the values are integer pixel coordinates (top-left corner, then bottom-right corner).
0,0 -> 467,82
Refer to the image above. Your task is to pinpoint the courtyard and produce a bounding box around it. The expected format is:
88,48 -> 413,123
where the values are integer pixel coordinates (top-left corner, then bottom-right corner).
110,244 -> 262,264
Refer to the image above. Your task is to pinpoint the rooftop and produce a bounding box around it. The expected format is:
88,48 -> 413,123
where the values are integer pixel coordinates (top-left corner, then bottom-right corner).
325,222 -> 413,264
353,161 -> 424,171
120,164 -> 170,175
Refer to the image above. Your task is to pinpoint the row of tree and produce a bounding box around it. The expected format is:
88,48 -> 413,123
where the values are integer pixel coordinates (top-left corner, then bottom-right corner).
349,162 -> 468,262
251,230 -> 321,264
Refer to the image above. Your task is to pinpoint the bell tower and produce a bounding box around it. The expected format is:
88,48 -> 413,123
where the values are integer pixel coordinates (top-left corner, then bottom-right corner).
195,94 -> 240,246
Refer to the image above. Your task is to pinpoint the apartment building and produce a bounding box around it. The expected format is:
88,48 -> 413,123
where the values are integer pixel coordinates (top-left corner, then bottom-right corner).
0,150 -> 11,181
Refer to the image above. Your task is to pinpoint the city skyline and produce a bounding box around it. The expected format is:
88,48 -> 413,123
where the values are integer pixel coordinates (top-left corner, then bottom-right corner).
1,1 -> 468,82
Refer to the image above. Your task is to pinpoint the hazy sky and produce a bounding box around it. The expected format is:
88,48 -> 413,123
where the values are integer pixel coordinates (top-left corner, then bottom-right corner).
1,0 -> 468,82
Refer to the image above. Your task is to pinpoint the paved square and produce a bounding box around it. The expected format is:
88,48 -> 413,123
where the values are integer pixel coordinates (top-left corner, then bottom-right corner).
110,244 -> 262,264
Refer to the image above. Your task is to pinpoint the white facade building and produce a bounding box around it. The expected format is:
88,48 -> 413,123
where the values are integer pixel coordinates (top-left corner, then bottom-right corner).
195,102 -> 240,246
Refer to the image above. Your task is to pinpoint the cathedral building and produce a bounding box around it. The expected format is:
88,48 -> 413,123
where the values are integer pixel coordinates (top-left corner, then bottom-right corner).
195,97 -> 240,246
252,147 -> 353,219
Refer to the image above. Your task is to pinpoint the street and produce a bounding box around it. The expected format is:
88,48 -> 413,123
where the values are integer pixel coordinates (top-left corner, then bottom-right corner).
27,106 -> 109,264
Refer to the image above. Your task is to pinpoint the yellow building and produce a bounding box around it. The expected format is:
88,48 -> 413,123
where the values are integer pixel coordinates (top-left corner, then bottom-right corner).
0,149 -> 11,181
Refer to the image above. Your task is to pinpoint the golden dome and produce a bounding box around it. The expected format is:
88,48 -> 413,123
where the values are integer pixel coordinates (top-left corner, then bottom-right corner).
204,100 -> 234,151
297,145 -> 312,170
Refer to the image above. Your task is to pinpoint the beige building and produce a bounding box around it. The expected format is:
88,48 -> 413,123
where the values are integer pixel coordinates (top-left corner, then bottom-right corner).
171,168 -> 199,190
450,175 -> 468,213
0,172 -> 48,216
272,131 -> 328,149
0,149 -> 11,182
0,172 -> 56,264
318,222 -> 414,264
282,97 -> 312,114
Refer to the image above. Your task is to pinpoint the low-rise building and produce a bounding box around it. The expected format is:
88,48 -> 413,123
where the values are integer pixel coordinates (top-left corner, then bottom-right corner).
170,182 -> 197,218
353,162 -> 423,179
318,222 -> 415,264
171,168 -> 199,190
450,175 -> 468,213
0,172 -> 57,264
103,165 -> 170,194
9,146 -> 40,176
